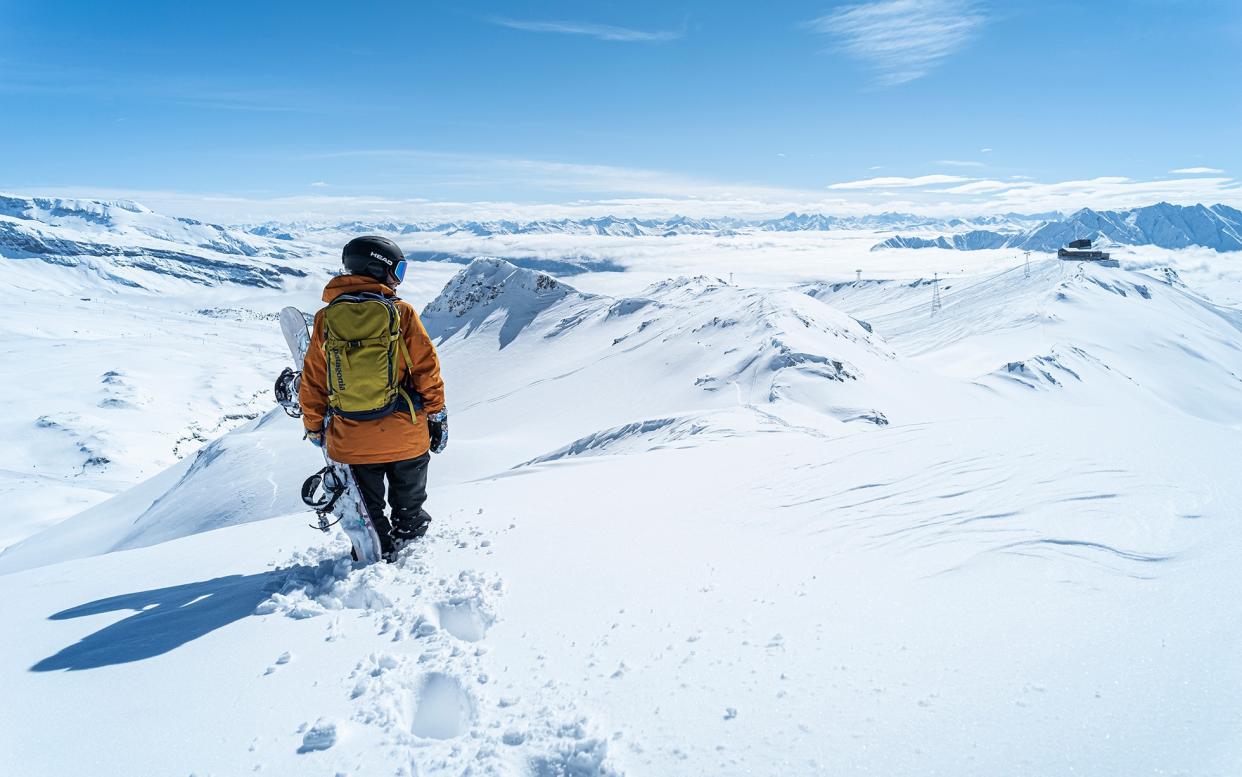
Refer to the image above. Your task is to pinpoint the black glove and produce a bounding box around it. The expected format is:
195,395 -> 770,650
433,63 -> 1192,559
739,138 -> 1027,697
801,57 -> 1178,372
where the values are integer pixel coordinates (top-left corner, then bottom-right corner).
427,409 -> 448,454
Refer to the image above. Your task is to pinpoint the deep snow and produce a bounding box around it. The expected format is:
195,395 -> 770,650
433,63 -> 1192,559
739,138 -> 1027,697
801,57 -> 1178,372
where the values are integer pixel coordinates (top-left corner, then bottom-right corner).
2,199 -> 1241,776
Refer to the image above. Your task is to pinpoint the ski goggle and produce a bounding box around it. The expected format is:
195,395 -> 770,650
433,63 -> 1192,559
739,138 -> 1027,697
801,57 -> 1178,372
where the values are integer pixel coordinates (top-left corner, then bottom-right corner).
391,259 -> 407,285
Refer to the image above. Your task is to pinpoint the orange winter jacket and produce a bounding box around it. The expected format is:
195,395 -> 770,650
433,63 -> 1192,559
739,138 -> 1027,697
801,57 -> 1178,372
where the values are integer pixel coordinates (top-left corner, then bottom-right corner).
300,275 -> 446,464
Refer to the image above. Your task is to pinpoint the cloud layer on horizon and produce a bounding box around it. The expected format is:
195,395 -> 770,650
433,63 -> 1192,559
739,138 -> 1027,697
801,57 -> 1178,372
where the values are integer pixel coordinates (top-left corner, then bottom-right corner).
17,168 -> 1242,225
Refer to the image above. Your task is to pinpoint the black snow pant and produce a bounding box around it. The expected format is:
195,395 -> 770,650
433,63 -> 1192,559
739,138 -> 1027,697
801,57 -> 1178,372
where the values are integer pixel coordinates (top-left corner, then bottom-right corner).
350,453 -> 431,538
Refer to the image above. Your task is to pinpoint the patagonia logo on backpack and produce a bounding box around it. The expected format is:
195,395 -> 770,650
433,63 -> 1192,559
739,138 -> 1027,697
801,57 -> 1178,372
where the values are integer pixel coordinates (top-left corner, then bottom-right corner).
322,292 -> 422,420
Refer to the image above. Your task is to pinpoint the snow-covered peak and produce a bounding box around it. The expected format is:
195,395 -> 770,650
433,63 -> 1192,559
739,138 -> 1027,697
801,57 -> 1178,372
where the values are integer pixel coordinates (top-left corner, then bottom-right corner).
420,258 -> 593,346
636,274 -> 729,300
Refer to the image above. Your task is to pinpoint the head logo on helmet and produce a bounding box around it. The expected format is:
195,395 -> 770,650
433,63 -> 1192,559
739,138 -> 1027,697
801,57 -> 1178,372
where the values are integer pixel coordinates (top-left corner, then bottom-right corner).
342,236 -> 407,285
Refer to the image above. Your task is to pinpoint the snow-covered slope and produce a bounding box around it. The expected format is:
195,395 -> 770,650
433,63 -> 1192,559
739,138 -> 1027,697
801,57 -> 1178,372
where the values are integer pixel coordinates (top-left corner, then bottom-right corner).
0,197 -> 459,548
2,231 -> 1242,775
0,257 -> 898,572
420,259 -> 907,476
808,259 -> 1242,421
0,259 -> 301,546
0,193 -> 315,288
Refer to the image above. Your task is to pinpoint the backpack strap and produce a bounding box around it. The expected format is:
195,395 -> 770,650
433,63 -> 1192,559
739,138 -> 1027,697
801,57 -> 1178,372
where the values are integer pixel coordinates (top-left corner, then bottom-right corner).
394,316 -> 424,414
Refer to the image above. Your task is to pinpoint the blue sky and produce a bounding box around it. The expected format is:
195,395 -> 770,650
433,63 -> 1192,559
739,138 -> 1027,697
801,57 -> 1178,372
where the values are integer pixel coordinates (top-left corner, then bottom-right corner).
1,0 -> 1239,220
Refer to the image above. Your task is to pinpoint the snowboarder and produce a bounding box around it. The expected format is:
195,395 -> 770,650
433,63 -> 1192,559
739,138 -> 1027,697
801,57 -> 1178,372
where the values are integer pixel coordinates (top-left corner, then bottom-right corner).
299,236 -> 447,560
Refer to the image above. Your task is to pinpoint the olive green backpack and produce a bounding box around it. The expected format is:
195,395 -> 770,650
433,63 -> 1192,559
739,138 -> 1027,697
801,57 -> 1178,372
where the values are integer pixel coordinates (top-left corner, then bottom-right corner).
321,292 -> 419,420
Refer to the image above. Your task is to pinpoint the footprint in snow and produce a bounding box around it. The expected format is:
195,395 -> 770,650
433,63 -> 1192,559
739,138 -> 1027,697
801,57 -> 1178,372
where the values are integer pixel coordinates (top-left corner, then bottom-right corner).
410,673 -> 475,740
436,598 -> 492,642
264,651 -> 293,675
297,719 -> 337,753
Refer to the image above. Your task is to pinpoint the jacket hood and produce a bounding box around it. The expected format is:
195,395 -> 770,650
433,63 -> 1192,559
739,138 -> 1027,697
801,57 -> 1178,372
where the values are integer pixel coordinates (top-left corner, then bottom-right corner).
322,274 -> 397,303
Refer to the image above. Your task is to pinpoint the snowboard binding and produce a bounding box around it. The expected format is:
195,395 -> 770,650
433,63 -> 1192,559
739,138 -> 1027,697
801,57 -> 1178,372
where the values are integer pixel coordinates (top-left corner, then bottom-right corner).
274,367 -> 302,418
300,465 -> 347,532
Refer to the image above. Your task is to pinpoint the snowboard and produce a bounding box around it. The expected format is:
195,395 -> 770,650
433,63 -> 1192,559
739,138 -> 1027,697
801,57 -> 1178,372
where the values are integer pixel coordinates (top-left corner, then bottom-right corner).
278,306 -> 385,564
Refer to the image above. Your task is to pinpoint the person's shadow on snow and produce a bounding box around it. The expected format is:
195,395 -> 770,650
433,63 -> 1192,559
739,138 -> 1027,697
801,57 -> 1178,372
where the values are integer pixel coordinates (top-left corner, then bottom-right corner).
30,565 -> 317,672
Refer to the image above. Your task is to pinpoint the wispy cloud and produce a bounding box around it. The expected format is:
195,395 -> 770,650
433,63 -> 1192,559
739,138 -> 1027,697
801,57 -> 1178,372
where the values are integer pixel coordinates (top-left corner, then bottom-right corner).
805,0 -> 987,86
0,61 -> 321,113
927,174 -> 1242,212
934,179 -> 1021,194
488,17 -> 682,43
1170,166 -> 1224,174
291,147 -> 837,205
934,159 -> 985,168
829,174 -> 973,189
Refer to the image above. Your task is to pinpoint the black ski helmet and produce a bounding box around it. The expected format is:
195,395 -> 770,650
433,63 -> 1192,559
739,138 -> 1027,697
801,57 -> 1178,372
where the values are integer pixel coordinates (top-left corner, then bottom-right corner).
342,235 -> 406,285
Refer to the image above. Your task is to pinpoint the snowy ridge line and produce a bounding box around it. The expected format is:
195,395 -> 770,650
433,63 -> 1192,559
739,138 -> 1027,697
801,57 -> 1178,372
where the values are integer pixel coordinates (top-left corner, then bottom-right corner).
815,259 -> 1036,323
423,260 -> 887,437
518,417 -> 684,466
515,410 -> 784,467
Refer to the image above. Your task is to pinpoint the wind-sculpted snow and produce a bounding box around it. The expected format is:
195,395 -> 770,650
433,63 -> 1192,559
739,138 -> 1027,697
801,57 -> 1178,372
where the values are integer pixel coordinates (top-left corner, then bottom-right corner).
520,417 -> 687,465
425,260 -> 890,453
4,236 -> 1242,775
992,350 -> 1087,389
0,410 -> 316,574
518,413 -> 760,466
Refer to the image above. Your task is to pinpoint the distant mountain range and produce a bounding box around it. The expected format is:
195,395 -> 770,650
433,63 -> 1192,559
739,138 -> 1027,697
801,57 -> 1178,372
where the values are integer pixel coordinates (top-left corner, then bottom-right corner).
256,204 -> 1242,253
872,203 -> 1242,253
5,193 -> 1241,294
248,211 -> 1052,239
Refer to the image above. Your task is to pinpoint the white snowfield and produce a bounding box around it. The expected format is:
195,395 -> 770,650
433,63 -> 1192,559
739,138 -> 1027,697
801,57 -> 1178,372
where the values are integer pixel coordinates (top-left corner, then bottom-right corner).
1,198 -> 1241,776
